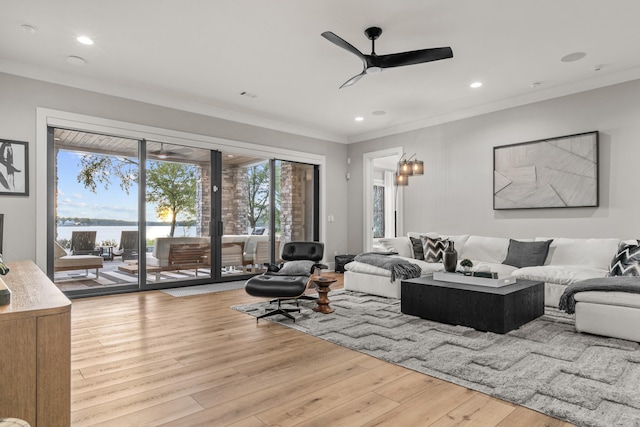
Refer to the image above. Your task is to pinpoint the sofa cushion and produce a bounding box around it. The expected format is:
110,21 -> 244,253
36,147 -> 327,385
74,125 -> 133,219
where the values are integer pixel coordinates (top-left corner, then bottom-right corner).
54,241 -> 68,259
512,265 -> 608,285
574,291 -> 640,310
409,237 -> 425,260
459,236 -> 510,264
608,240 -> 640,276
503,239 -> 553,268
406,231 -> 438,240
441,234 -> 471,251
377,237 -> 413,258
536,237 -> 620,270
422,236 -> 447,263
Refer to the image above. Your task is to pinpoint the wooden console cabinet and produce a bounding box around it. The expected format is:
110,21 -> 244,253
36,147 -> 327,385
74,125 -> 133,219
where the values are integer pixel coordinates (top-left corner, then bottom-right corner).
0,261 -> 71,426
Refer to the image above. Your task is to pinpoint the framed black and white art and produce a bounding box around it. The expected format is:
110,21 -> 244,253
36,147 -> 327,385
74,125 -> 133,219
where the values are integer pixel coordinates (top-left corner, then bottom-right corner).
0,139 -> 29,196
493,131 -> 598,210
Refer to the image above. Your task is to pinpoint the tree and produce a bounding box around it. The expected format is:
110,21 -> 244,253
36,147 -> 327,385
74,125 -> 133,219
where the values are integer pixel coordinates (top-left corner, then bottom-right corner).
76,154 -> 197,237
146,162 -> 197,237
77,154 -> 138,194
245,163 -> 270,231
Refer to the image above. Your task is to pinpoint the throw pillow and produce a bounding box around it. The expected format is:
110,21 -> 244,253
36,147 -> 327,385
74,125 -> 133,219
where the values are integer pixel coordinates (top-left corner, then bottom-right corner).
608,240 -> 640,276
409,237 -> 425,260
274,260 -> 315,276
503,239 -> 552,268
422,236 -> 446,263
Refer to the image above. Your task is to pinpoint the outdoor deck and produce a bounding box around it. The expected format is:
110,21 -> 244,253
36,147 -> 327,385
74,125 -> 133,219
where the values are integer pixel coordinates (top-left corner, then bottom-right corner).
54,253 -> 258,292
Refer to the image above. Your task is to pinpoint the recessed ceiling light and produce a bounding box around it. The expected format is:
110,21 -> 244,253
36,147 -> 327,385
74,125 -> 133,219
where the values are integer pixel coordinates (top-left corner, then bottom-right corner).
530,82 -> 541,89
77,36 -> 94,45
470,82 -> 483,89
561,52 -> 586,63
66,55 -> 86,66
20,24 -> 38,34
355,116 -> 364,122
372,110 -> 386,116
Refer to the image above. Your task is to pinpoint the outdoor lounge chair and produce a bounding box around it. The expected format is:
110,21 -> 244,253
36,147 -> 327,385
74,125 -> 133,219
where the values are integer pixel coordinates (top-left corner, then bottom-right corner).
113,230 -> 139,261
54,241 -> 103,277
70,231 -> 100,256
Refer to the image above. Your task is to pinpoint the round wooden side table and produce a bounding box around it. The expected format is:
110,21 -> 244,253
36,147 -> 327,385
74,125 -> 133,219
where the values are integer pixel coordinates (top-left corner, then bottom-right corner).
310,275 -> 337,314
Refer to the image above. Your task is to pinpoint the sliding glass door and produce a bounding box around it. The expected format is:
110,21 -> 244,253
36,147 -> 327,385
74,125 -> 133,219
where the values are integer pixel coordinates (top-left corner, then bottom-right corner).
49,127 -> 320,296
141,141 -> 213,287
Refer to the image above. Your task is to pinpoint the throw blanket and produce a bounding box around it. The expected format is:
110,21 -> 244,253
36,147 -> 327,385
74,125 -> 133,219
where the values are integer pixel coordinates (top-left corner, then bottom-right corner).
354,252 -> 422,282
558,276 -> 640,314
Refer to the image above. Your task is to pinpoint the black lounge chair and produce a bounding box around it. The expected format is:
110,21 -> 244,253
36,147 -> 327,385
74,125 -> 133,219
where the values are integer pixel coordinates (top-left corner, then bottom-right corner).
245,241 -> 326,323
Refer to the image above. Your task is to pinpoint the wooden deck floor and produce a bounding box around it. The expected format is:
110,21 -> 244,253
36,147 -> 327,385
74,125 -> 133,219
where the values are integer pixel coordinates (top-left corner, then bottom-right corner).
70,274 -> 573,426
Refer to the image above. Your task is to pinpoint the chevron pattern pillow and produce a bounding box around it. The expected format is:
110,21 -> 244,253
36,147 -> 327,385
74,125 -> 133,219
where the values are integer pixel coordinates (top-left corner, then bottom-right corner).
422,236 -> 447,263
608,240 -> 640,276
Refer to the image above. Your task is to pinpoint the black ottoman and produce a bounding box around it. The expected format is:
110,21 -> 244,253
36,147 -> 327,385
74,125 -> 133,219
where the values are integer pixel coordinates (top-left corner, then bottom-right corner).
334,254 -> 356,273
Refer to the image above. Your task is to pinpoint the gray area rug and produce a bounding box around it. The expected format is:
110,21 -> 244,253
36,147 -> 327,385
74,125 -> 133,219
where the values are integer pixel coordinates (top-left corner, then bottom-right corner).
233,290 -> 640,427
162,280 -> 246,297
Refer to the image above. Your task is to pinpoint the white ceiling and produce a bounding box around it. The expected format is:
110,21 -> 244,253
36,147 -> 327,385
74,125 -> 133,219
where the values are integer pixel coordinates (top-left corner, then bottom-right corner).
2,1 -> 640,144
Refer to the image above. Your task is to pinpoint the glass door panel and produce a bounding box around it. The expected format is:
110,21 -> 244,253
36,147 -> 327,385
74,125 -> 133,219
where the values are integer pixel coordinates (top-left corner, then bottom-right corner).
274,160 -> 317,248
144,141 -> 212,286
221,152 -> 272,276
52,128 -> 140,293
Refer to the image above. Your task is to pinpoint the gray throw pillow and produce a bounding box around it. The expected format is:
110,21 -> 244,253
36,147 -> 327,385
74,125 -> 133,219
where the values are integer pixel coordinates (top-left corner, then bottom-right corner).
503,239 -> 552,268
274,260 -> 315,275
409,237 -> 425,260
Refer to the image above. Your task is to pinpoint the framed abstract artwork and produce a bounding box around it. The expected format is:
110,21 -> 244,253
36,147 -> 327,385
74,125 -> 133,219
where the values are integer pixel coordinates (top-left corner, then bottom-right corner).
0,139 -> 29,196
493,131 -> 598,210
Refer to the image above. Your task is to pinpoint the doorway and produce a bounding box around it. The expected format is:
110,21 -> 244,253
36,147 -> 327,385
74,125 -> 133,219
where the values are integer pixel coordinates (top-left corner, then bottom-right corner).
363,148 -> 402,252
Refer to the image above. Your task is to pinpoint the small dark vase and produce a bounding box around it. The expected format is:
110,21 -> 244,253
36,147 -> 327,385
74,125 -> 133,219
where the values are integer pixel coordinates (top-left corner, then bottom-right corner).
443,240 -> 458,273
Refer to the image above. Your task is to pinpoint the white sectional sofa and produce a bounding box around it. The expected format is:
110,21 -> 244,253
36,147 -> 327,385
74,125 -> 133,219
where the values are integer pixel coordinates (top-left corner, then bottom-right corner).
345,232 -> 640,342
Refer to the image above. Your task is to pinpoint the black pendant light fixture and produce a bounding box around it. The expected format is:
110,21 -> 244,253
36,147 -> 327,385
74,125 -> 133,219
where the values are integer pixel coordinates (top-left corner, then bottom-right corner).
394,152 -> 424,236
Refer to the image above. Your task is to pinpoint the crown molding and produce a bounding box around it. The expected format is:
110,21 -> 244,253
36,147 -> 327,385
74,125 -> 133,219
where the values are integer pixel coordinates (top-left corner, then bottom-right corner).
347,67 -> 640,143
0,60 -> 347,144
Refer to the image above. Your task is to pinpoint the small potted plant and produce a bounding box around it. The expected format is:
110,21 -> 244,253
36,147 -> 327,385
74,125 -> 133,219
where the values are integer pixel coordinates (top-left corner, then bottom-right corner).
460,259 -> 473,275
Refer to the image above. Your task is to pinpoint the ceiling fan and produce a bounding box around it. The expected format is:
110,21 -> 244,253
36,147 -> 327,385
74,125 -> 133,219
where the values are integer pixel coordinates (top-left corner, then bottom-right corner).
149,142 -> 178,160
321,27 -> 453,89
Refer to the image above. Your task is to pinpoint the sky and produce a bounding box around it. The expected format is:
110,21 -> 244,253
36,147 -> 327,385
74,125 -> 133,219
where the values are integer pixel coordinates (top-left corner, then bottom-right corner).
57,150 -> 157,222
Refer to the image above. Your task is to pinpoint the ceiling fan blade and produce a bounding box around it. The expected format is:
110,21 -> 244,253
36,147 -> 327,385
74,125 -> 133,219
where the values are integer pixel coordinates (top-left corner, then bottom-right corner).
322,31 -> 367,66
339,71 -> 366,89
374,47 -> 453,69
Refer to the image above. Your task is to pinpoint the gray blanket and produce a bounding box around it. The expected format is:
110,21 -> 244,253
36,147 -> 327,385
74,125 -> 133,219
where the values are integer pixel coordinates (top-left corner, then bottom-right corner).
354,252 -> 422,282
558,276 -> 640,314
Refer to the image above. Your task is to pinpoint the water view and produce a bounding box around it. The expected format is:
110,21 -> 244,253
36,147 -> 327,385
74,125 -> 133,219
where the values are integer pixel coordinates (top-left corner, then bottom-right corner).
57,225 -> 198,244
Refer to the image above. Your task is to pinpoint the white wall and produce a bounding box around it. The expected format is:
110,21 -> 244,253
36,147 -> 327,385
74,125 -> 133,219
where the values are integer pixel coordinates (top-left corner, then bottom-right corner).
347,79 -> 640,254
0,72 -> 349,264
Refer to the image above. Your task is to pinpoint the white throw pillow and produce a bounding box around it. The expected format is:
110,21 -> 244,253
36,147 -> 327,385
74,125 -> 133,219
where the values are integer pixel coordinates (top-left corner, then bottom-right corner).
377,237 -> 413,258
459,235 -> 510,264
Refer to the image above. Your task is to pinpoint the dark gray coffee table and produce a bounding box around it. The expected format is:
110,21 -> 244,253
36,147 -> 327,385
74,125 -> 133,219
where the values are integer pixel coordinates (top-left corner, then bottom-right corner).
401,275 -> 544,334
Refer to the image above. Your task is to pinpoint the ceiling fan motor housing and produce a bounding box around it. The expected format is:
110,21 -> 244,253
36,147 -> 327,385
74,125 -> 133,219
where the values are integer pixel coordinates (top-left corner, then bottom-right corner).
365,27 -> 382,41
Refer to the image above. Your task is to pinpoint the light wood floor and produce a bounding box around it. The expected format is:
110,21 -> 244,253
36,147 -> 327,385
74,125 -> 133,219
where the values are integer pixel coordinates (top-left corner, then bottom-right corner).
70,274 -> 573,426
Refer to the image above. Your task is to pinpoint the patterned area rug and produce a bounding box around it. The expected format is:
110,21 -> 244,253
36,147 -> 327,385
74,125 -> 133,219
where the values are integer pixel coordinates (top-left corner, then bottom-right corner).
233,290 -> 640,427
